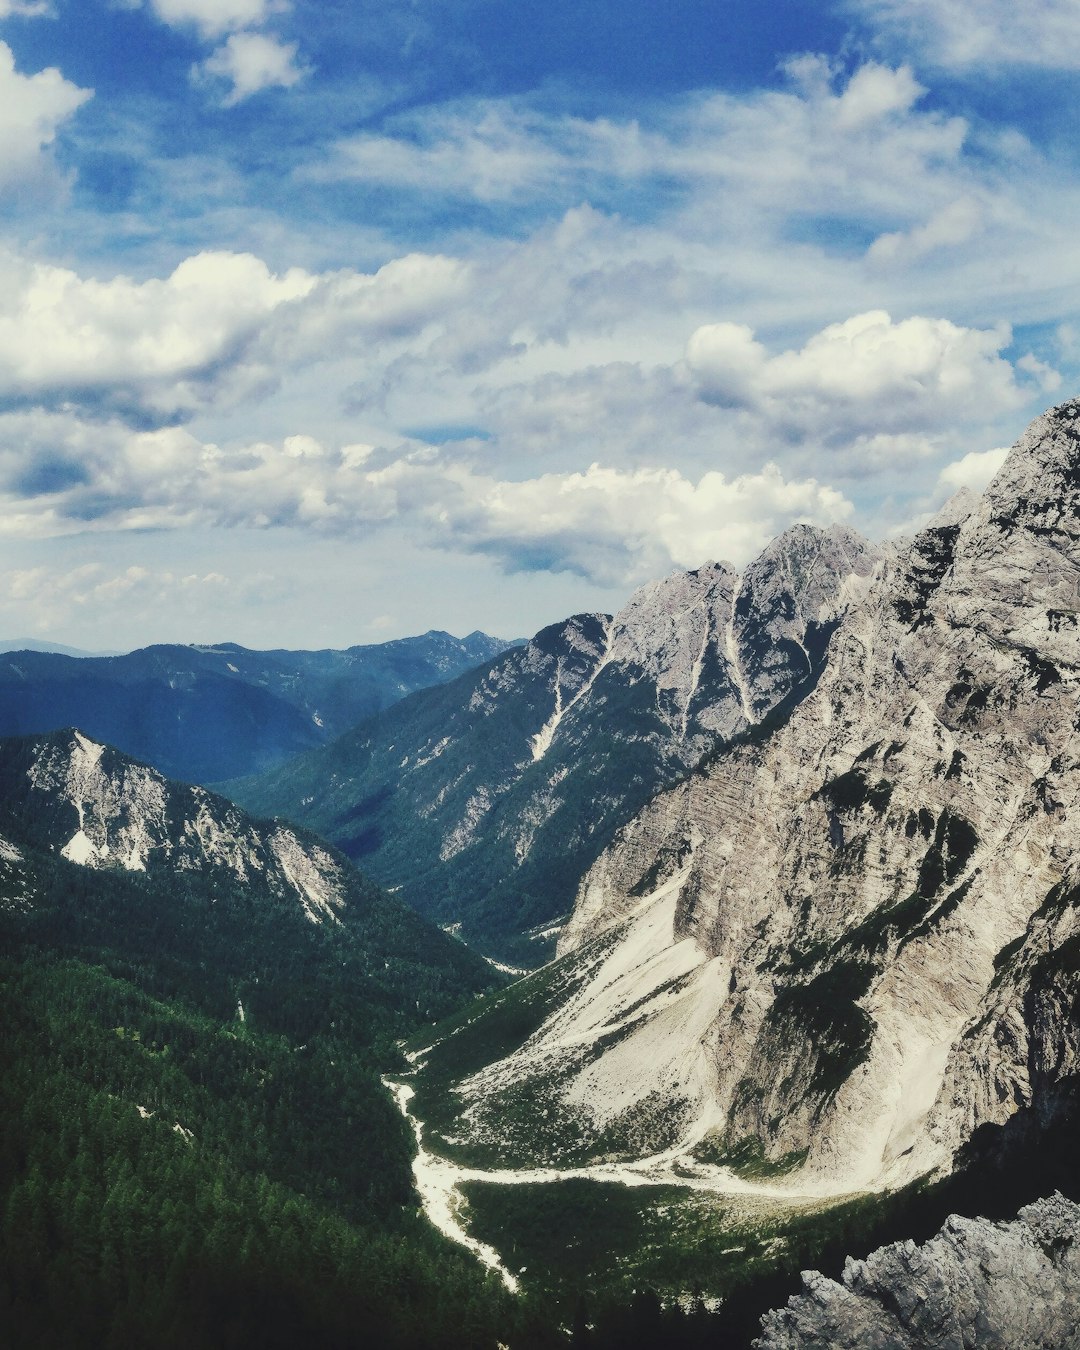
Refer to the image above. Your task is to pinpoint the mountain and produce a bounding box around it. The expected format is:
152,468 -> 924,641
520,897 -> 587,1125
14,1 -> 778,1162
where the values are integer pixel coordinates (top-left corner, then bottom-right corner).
0,728 -> 525,1349
405,399 -> 1080,1201
755,1193 -> 1080,1349
231,526 -> 879,961
0,638 -> 118,656
0,630 -> 515,784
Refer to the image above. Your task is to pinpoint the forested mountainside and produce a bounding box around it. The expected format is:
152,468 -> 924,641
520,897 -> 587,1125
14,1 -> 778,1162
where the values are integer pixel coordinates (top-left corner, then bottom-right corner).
0,630 -> 513,784
408,401 -> 1080,1210
231,525 -> 878,963
0,729 -> 527,1350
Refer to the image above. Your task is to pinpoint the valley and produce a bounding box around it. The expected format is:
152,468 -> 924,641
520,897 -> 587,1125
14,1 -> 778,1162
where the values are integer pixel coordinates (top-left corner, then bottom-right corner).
4,402 -> 1080,1347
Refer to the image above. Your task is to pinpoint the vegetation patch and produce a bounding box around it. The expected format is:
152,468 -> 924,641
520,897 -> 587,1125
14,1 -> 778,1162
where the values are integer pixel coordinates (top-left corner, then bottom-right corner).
814,768 -> 893,814
690,1133 -> 808,1179
766,961 -> 877,1100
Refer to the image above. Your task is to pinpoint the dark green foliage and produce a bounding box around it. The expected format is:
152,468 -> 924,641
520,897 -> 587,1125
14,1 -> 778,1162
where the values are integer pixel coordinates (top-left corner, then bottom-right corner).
0,760 -> 526,1349
0,951 -> 523,1350
916,810 -> 979,899
814,768 -> 893,814
766,962 -> 877,1099
690,1134 -> 808,1178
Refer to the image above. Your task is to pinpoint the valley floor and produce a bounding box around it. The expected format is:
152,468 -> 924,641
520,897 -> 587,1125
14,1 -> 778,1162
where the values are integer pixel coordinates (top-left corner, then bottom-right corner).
385,1071 -> 859,1300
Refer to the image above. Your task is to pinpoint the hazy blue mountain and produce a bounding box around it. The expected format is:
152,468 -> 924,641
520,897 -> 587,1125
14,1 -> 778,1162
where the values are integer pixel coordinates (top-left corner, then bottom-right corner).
0,630 -> 516,784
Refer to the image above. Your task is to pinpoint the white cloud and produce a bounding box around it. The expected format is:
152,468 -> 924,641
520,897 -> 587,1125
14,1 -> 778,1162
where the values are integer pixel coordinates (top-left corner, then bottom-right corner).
197,31 -> 307,105
375,459 -> 854,582
0,1 -> 51,16
148,0 -> 280,39
868,196 -> 983,264
0,411 -> 852,584
0,248 -> 469,421
0,40 -> 91,189
938,445 -> 1010,493
847,0 -> 1080,70
0,560 -> 254,636
685,310 -> 1029,440
307,58 -> 966,221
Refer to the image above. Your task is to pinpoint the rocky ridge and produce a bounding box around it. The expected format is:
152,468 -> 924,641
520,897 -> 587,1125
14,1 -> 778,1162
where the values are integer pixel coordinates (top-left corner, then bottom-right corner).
2,728 -> 352,924
424,400 -> 1080,1186
232,525 -> 878,959
755,1193 -> 1080,1349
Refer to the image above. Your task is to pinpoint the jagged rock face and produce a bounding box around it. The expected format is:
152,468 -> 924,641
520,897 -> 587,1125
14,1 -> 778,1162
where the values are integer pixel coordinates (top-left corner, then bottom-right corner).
232,529 -> 878,959
441,401 -> 1080,1184
735,523 -> 877,721
3,729 -> 350,924
755,1193 -> 1080,1350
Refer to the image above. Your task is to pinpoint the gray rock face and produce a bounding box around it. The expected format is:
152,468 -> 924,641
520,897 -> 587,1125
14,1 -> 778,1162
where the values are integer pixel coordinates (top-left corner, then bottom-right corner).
8,728 -> 352,925
430,399 -> 1080,1178
755,1194 -> 1080,1350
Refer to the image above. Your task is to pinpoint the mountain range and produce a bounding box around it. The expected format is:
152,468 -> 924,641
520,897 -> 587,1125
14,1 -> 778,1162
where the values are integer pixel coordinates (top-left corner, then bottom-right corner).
0,630 -> 514,784
405,399 -> 1080,1217
231,524 -> 879,962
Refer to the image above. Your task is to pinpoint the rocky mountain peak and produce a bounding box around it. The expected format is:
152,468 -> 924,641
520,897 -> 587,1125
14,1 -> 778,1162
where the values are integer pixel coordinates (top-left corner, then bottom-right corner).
734,521 -> 881,721
14,728 -> 349,925
981,397 -> 1080,530
755,1193 -> 1080,1350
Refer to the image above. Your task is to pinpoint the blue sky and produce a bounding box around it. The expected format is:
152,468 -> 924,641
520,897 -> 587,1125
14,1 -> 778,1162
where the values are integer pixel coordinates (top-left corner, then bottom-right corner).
0,0 -> 1078,649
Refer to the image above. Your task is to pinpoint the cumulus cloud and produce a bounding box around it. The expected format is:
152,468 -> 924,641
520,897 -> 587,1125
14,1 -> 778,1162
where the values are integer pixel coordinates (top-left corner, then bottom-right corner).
684,310 -> 1033,442
0,1 -> 51,16
373,459 -> 854,582
146,0 -> 281,39
0,411 -> 852,583
937,445 -> 1010,493
196,31 -> 307,104
0,40 -> 91,189
847,0 -> 1080,70
0,248 -> 470,422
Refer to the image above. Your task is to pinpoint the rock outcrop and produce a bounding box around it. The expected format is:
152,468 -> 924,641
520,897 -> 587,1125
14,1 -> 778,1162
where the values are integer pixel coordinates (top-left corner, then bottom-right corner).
755,1193 -> 1080,1349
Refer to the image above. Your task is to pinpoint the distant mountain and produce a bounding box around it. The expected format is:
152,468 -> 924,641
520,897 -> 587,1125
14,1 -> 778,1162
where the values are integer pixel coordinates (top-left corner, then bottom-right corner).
0,630 -> 516,784
0,638 -> 120,656
231,526 -> 879,962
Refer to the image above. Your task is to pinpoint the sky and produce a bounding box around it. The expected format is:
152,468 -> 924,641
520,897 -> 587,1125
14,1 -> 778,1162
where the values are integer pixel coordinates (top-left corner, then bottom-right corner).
0,0 -> 1078,651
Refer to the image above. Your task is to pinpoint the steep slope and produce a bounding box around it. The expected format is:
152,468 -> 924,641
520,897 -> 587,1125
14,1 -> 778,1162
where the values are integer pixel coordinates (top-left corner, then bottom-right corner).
755,1193 -> 1080,1350
0,630 -> 514,784
0,728 -> 515,1349
412,399 -> 1080,1191
232,526 -> 878,961
0,728 -> 499,1022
